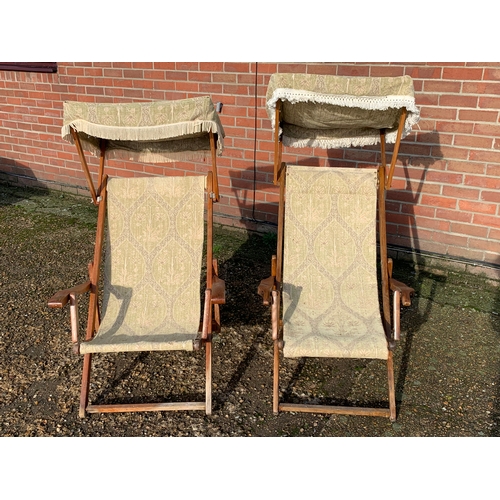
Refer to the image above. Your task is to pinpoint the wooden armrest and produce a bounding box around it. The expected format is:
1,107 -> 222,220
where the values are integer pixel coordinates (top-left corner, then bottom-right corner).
211,275 -> 226,304
48,281 -> 91,309
390,278 -> 414,307
258,276 -> 276,306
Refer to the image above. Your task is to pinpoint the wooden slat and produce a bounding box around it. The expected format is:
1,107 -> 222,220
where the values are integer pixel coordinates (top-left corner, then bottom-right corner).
279,403 -> 391,418
86,402 -> 206,413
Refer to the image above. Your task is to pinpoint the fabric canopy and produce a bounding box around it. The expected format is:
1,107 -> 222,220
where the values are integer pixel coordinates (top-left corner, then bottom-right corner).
266,73 -> 420,149
62,96 -> 225,163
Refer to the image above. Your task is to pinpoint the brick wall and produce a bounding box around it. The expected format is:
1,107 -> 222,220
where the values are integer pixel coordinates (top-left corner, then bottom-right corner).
1,62 -> 499,273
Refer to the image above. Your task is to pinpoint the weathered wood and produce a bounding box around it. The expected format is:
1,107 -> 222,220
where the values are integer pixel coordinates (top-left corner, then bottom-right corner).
211,275 -> 226,305
276,169 -> 286,285
86,402 -> 206,413
97,139 -> 106,197
48,280 -> 91,308
209,131 -> 219,202
378,166 -> 392,340
79,353 -> 92,418
273,339 -> 280,415
70,127 -> 98,205
388,351 -> 397,421
201,289 -> 212,339
279,403 -> 391,418
273,101 -> 282,185
207,171 -> 213,290
386,108 -> 407,190
205,333 -> 212,415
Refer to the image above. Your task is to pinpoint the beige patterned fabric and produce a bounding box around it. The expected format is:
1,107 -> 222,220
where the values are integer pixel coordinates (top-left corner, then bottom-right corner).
266,73 -> 420,149
62,97 -> 224,163
282,166 -> 388,360
80,176 -> 205,354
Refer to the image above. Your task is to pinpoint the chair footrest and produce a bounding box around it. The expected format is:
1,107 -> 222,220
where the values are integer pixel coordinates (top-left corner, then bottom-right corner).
86,402 -> 206,413
279,403 -> 390,418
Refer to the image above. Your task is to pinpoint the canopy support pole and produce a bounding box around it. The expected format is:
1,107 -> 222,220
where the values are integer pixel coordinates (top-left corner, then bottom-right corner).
385,108 -> 407,190
70,127 -> 98,205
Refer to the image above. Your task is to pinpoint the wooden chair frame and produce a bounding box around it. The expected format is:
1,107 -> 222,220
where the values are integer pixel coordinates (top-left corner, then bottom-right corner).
49,130 -> 225,417
258,100 -> 414,421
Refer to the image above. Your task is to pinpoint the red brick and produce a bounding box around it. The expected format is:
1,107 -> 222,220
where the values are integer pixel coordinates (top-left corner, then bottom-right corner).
469,148 -> 500,163
424,80 -> 462,93
459,200 -> 497,215
472,213 -> 500,229
335,65 -> 369,77
425,170 -> 463,185
423,106 -> 457,120
481,190 -> 500,203
459,109 -> 498,122
303,64 -> 338,75
214,73 -> 237,83
474,122 -> 500,136
440,94 -> 478,108
153,63 -> 175,70
415,217 -> 450,232
465,174 -> 500,189
165,71 -> 188,81
277,63 -> 307,73
435,146 -> 469,160
442,185 -> 479,200
175,81 -> 198,92
443,67 -> 484,80
463,81 -> 500,94
468,238 -> 500,254
188,72 -> 211,82
132,62 -> 153,69
199,83 -> 223,94
450,222 -> 489,238
200,62 -> 224,72
176,62 -> 199,71
447,160 -> 485,174
454,134 -> 493,149
478,96 -> 500,109
486,164 -> 500,176
224,63 -> 251,73
483,68 -> 500,80
405,66 -> 443,79
416,93 -> 440,106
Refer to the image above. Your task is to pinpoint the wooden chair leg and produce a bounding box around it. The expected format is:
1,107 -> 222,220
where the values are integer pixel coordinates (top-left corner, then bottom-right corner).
273,339 -> 280,414
205,334 -> 212,415
387,351 -> 397,422
79,353 -> 92,418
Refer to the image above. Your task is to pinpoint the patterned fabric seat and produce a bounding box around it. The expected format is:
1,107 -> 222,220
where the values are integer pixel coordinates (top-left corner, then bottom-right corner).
282,166 -> 387,360
80,176 -> 205,354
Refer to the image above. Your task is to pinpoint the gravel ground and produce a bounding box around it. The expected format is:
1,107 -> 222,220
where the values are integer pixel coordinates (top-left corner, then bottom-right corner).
1,182 -> 499,440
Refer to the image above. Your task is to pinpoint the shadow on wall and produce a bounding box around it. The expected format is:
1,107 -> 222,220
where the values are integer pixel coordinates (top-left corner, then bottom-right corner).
0,158 -> 50,204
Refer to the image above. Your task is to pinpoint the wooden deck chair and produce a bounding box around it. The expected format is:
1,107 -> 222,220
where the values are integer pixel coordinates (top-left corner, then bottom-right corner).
258,74 -> 420,421
49,97 -> 225,417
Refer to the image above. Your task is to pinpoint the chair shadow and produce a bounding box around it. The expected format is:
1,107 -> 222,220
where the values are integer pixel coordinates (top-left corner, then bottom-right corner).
211,228 -> 277,410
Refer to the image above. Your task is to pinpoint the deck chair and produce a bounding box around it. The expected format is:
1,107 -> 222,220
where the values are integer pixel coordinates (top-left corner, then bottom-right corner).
258,74 -> 420,421
49,97 -> 225,417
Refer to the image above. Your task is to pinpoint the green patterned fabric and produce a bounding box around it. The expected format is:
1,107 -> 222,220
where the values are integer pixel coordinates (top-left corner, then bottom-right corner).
266,73 -> 420,149
80,176 -> 205,354
62,97 -> 224,163
282,166 -> 388,360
